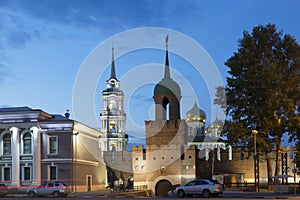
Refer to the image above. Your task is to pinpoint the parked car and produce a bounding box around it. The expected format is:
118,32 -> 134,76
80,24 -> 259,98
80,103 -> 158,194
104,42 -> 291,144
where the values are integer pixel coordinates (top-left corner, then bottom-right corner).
27,182 -> 70,198
0,183 -> 9,197
174,179 -> 223,198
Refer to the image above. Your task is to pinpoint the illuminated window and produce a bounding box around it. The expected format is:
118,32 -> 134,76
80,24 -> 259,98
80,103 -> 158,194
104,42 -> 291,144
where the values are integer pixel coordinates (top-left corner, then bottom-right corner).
110,122 -> 116,133
109,100 -> 117,111
48,136 -> 58,154
23,133 -> 32,154
3,133 -> 11,155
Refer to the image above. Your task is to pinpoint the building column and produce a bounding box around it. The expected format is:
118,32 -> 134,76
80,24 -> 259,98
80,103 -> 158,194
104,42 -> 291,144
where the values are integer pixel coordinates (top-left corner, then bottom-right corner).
31,126 -> 41,185
10,127 -> 20,186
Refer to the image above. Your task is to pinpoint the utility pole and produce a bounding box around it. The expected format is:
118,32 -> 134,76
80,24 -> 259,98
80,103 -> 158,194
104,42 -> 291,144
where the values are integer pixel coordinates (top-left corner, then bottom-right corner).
252,130 -> 259,192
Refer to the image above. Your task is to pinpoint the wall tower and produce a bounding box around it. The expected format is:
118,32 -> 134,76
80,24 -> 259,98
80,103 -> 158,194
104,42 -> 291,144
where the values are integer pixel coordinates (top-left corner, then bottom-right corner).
145,35 -> 188,146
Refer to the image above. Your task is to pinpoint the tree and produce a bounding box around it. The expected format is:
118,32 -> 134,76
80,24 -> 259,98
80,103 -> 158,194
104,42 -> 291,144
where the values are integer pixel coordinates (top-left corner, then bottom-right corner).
296,142 -> 300,174
221,24 -> 300,187
214,86 -> 227,115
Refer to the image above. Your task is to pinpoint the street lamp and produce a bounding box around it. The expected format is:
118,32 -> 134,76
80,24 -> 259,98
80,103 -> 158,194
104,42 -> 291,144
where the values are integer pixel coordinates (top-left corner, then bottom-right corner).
252,130 -> 259,192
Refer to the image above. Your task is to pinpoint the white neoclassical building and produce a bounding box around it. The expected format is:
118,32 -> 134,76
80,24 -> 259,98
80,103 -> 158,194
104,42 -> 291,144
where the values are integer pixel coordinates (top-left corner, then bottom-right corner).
0,107 -> 107,192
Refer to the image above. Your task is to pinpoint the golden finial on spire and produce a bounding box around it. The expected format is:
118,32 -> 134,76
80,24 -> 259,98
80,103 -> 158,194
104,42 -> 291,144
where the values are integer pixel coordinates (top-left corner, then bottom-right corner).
166,35 -> 169,49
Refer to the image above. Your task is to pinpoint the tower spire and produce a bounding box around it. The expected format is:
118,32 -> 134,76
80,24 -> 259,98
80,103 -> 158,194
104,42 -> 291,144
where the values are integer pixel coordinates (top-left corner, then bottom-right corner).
164,35 -> 170,79
110,45 -> 116,79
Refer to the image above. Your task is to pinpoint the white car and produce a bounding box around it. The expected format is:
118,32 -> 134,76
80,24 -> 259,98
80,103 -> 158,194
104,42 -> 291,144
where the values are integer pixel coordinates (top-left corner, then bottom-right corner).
174,179 -> 223,198
27,182 -> 70,198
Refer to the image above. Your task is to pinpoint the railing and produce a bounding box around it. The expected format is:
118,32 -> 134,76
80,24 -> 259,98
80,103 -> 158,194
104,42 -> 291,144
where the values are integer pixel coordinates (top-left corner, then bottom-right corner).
224,182 -> 256,191
224,181 -> 300,192
133,185 -> 148,191
106,185 -> 148,192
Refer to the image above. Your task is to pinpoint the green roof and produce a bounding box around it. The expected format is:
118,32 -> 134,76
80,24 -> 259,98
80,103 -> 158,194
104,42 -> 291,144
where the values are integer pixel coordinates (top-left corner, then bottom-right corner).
154,78 -> 181,97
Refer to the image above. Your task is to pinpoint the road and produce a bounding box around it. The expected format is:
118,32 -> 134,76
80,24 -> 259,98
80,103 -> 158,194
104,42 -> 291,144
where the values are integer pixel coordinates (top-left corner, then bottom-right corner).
2,191 -> 299,200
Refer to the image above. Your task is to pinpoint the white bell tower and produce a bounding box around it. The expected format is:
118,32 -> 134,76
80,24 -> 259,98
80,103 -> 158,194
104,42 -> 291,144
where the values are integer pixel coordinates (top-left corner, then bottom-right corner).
100,47 -> 128,151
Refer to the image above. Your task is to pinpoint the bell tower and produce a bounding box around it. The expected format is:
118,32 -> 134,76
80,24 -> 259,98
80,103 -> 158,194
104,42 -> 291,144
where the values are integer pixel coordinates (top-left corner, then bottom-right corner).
100,47 -> 128,151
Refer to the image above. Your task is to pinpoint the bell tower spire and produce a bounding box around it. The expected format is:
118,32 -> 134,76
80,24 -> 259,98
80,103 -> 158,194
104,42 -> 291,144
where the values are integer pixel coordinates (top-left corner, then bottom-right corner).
164,35 -> 170,79
106,45 -> 120,89
110,46 -> 117,80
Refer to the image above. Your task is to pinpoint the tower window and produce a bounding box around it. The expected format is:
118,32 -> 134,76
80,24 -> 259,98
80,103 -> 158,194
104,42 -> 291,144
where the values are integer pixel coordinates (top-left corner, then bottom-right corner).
162,97 -> 170,120
181,145 -> 185,160
110,122 -> 116,133
143,149 -> 146,160
241,151 -> 245,160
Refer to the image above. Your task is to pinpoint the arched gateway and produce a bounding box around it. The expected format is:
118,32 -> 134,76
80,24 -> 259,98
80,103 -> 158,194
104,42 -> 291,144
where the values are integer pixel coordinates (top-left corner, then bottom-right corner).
155,180 -> 172,196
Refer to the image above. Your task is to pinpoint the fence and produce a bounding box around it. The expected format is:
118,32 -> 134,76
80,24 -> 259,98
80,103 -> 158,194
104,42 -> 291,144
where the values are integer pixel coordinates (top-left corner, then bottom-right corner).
224,181 -> 300,192
224,182 -> 256,191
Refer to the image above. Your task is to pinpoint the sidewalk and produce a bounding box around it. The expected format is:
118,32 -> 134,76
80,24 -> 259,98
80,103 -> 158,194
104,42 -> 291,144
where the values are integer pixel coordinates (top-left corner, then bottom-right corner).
221,191 -> 300,199
68,189 -> 149,198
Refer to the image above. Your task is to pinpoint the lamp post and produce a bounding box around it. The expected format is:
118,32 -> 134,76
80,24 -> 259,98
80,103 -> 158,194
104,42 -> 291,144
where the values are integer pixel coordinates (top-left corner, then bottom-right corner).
252,130 -> 259,192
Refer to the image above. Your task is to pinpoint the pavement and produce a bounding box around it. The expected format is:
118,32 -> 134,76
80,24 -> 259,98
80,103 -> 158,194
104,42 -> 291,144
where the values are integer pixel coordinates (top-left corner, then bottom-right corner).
5,189 -> 300,198
220,191 -> 300,199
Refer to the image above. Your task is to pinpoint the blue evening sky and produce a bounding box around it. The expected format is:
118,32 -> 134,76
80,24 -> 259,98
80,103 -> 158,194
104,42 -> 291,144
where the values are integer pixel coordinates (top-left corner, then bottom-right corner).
0,0 -> 299,143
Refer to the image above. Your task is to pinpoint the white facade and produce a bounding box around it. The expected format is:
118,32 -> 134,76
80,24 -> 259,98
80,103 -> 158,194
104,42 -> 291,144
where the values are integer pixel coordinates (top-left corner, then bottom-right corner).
0,107 -> 107,191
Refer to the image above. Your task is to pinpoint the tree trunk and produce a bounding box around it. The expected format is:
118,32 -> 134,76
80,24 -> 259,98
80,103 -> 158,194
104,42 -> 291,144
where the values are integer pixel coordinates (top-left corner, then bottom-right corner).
266,152 -> 273,190
274,143 -> 281,184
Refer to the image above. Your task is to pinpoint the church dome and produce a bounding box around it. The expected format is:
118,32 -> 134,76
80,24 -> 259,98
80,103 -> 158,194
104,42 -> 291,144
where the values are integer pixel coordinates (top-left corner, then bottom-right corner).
186,102 -> 206,123
154,78 -> 181,97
